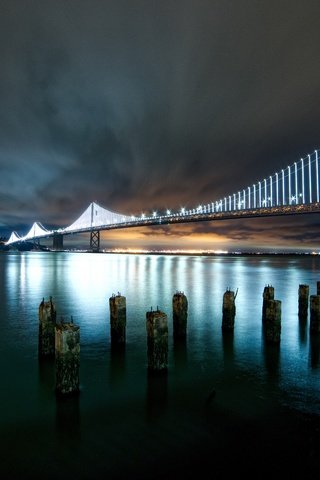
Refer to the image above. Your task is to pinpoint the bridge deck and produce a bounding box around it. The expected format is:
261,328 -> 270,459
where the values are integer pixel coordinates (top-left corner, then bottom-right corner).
19,202 -> 320,241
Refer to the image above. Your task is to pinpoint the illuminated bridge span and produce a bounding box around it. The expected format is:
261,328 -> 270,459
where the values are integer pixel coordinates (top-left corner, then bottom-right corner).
6,149 -> 320,251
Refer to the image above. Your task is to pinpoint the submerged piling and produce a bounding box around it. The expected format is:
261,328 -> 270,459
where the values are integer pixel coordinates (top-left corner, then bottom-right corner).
222,288 -> 237,330
172,292 -> 188,339
265,299 -> 281,343
310,295 -> 320,333
39,296 -> 56,357
262,285 -> 274,323
109,293 -> 126,345
298,284 -> 309,319
146,309 -> 168,372
55,320 -> 80,395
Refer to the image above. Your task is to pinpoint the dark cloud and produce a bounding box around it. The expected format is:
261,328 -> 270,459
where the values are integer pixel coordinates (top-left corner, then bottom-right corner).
1,0 -> 320,249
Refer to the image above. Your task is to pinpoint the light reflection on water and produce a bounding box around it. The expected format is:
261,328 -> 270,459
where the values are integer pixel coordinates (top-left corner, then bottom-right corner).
1,251 -> 320,476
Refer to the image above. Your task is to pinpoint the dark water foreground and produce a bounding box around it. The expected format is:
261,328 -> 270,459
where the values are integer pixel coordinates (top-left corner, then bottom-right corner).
1,252 -> 320,477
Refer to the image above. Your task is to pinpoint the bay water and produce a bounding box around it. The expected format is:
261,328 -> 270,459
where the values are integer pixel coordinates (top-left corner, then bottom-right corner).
1,252 -> 320,477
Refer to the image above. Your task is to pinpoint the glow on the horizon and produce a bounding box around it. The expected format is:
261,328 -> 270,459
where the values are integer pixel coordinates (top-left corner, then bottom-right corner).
105,247 -> 229,255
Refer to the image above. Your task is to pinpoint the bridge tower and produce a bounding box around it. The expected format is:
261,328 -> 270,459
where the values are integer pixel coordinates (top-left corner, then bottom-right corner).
90,202 -> 100,252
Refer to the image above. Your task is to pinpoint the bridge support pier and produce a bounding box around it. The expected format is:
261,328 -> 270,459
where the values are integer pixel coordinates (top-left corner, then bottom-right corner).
90,230 -> 100,252
53,233 -> 64,251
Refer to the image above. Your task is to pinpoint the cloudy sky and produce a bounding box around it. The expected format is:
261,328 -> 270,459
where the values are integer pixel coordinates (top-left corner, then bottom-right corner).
1,0 -> 320,250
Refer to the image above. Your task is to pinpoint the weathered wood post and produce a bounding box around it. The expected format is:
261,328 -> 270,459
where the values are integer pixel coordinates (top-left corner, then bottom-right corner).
146,308 -> 168,372
172,292 -> 188,339
265,299 -> 281,343
222,288 -> 237,330
109,293 -> 126,345
317,281 -> 320,296
310,335 -> 320,368
262,285 -> 274,323
55,320 -> 80,395
39,296 -> 56,357
310,295 -> 320,333
298,284 -> 309,319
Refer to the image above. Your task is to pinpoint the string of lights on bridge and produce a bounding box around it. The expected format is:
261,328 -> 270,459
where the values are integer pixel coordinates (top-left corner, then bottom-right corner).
6,149 -> 320,245
131,150 -> 320,219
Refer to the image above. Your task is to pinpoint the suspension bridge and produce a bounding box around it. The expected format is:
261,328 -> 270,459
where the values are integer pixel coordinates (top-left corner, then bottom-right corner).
5,149 -> 320,251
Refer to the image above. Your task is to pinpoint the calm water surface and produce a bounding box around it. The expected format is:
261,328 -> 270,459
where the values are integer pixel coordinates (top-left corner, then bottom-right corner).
1,252 -> 320,477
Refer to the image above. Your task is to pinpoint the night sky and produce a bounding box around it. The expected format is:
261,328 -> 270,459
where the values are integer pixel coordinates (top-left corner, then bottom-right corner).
1,0 -> 320,251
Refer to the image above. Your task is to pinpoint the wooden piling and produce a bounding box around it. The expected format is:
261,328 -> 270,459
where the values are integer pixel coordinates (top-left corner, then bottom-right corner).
265,299 -> 281,343
222,288 -> 237,330
317,281 -> 320,296
262,285 -> 274,323
55,321 -> 80,395
298,284 -> 309,319
172,292 -> 188,339
109,293 -> 126,345
310,295 -> 320,333
146,309 -> 168,372
39,296 -> 56,357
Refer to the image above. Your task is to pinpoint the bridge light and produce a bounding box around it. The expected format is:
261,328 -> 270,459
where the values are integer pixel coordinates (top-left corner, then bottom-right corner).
316,150 -> 319,203
281,169 -> 285,205
308,154 -> 312,203
301,158 -> 305,203
288,165 -> 292,204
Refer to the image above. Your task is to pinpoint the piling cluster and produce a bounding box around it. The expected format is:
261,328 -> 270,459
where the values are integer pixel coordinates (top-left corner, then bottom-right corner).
37,278 -> 320,395
262,285 -> 274,323
262,285 -> 281,343
38,297 -> 80,396
296,282 -> 320,334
